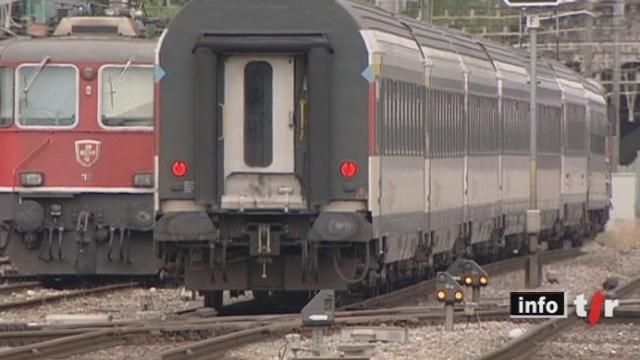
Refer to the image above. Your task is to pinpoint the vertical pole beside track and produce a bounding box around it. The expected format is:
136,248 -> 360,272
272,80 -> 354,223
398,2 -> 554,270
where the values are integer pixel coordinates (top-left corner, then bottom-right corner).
444,303 -> 454,331
472,286 -> 481,303
526,14 -> 541,289
612,0 -> 624,171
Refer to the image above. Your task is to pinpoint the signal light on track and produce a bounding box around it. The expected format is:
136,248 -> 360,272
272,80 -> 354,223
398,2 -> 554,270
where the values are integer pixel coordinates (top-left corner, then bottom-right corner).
464,276 -> 473,286
339,160 -> 358,178
171,160 -> 188,177
454,290 -> 464,302
436,290 -> 447,302
479,275 -> 489,286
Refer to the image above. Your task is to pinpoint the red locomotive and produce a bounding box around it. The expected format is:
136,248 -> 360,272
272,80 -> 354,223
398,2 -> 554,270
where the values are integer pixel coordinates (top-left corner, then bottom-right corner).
0,16 -> 159,277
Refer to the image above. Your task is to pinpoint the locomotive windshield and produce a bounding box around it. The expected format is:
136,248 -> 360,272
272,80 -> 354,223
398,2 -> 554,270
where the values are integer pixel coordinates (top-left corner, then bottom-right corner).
0,67 -> 13,127
100,66 -> 153,128
17,65 -> 77,127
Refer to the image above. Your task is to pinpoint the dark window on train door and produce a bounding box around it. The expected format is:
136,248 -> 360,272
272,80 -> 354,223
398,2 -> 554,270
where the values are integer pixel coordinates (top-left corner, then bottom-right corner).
244,61 -> 273,167
0,67 -> 13,127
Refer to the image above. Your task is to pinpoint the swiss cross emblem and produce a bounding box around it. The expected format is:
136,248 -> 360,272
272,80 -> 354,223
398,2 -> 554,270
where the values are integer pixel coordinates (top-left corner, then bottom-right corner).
75,140 -> 101,168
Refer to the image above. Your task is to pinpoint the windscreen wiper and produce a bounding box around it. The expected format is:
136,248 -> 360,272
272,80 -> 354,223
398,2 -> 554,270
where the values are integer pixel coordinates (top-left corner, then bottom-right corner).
117,58 -> 133,85
23,56 -> 50,93
109,57 -> 134,107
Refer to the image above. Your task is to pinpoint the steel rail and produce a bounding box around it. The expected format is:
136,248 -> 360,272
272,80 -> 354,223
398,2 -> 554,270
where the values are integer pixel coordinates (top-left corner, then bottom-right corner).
474,274 -> 640,360
0,281 -> 40,295
0,275 -> 39,283
341,248 -> 583,310
0,248 -> 584,359
0,320 -> 265,349
140,321 -> 299,360
0,304 -> 527,357
140,305 -> 547,360
0,282 -> 138,311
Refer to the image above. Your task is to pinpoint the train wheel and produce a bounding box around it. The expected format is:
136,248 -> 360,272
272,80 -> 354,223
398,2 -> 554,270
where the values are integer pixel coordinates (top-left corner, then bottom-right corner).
203,290 -> 223,309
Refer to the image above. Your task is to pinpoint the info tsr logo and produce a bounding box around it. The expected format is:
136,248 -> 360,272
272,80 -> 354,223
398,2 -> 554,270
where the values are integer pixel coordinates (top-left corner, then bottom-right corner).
510,290 -> 619,326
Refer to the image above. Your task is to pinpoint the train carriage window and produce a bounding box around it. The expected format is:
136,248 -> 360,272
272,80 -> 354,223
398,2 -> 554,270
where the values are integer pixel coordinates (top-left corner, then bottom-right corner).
0,67 -> 13,127
244,61 -> 273,167
17,65 -> 77,127
100,66 -> 153,128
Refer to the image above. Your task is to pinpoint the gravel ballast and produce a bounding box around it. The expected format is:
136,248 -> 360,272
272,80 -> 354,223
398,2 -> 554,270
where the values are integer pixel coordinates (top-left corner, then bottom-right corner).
0,287 -> 200,323
227,227 -> 640,360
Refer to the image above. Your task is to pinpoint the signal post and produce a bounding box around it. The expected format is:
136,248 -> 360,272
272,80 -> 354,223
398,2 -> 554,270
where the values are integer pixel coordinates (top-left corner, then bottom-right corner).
503,0 -> 561,288
435,272 -> 465,331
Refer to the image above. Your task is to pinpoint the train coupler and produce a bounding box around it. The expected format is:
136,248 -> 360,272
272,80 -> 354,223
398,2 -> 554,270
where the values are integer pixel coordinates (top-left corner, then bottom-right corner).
253,224 -> 278,280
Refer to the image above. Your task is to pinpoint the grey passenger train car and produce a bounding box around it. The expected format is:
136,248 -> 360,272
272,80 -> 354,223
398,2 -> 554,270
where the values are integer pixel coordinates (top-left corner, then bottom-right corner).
154,0 -> 610,305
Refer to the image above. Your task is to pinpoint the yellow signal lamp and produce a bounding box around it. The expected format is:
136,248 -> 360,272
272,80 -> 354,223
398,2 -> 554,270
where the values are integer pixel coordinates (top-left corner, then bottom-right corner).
464,275 -> 474,286
479,275 -> 489,286
454,290 -> 464,302
436,289 -> 447,302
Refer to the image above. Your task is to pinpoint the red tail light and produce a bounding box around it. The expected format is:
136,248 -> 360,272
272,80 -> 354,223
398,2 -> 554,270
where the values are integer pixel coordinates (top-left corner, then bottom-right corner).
171,160 -> 188,177
339,160 -> 358,179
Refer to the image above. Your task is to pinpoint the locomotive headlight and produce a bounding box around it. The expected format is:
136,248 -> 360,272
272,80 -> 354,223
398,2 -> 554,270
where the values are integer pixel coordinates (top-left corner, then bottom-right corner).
133,173 -> 154,188
20,172 -> 44,187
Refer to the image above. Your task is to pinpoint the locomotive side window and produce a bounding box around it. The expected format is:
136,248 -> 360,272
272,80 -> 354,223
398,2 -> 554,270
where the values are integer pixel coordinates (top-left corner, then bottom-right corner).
0,67 -> 13,127
244,61 -> 273,167
100,66 -> 154,128
17,65 -> 77,127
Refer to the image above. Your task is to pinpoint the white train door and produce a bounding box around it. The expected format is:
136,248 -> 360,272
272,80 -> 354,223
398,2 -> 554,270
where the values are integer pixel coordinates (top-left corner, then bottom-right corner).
221,55 -> 305,210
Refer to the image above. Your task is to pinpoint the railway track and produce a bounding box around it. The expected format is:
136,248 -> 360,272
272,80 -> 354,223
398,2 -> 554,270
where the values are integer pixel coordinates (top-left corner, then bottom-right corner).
0,281 -> 41,295
0,301 -> 534,358
474,274 -> 640,360
342,247 -> 584,310
0,247 -> 588,359
5,292 -> 634,359
0,282 -> 138,312
0,275 -> 39,283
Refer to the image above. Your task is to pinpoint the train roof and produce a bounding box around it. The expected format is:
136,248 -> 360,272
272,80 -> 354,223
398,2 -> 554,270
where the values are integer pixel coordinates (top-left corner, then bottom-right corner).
0,36 -> 155,63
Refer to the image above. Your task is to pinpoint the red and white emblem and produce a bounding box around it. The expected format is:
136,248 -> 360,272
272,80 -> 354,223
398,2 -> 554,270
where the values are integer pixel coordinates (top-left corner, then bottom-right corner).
75,140 -> 101,168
